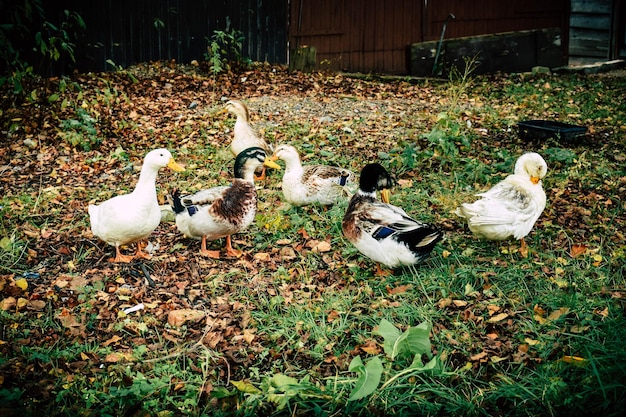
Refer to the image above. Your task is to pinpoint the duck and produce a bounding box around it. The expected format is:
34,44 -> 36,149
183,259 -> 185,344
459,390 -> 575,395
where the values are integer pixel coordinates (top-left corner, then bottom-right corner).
170,147 -> 281,258
271,144 -> 356,206
342,163 -> 443,275
225,100 -> 273,179
455,152 -> 548,256
88,148 -> 185,262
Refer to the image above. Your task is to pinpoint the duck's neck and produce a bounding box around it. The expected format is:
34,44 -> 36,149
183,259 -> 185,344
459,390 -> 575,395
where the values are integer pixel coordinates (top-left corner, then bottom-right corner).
283,156 -> 303,174
133,165 -> 159,199
234,115 -> 255,135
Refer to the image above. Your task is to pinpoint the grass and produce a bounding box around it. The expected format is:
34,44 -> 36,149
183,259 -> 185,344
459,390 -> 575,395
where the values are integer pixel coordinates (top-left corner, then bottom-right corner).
1,63 -> 625,416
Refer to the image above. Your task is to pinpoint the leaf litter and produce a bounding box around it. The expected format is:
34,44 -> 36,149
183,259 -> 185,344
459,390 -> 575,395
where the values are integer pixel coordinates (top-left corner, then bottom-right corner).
1,62 -> 625,413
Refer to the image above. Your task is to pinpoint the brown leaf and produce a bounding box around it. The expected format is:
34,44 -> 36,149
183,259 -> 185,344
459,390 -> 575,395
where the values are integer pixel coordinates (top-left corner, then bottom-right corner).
386,284 -> 412,295
167,309 -> 206,327
470,351 -> 488,361
360,340 -> 381,355
102,335 -> 123,347
570,244 -> 587,258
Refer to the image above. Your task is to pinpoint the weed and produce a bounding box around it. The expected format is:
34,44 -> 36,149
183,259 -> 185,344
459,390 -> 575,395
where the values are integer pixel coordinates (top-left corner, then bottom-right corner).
204,22 -> 247,76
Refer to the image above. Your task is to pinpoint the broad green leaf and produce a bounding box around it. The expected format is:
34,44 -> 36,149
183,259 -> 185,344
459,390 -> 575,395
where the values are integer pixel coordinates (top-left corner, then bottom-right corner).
409,354 -> 442,373
231,379 -> 261,394
394,321 -> 432,360
0,236 -> 11,250
210,386 -> 233,399
269,373 -> 298,389
348,355 -> 383,401
373,319 -> 401,357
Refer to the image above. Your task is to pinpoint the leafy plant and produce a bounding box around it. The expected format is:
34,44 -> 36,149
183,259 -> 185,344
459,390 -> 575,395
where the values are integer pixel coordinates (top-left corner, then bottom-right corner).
348,319 -> 442,401
0,1 -> 85,98
204,25 -> 246,76
58,107 -> 100,150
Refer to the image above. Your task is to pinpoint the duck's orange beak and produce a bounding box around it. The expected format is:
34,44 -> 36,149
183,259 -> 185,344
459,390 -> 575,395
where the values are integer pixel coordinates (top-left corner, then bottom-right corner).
530,176 -> 540,184
168,158 -> 186,172
380,188 -> 391,204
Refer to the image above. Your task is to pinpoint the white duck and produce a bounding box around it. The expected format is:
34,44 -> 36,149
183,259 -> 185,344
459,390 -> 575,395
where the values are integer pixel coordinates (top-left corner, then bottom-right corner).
455,152 -> 548,256
225,100 -> 273,179
89,148 -> 185,262
342,163 -> 443,275
170,147 -> 281,258
271,144 -> 356,206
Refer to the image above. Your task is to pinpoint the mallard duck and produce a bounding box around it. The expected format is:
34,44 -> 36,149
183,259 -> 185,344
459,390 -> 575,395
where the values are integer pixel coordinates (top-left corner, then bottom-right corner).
271,144 -> 356,206
170,147 -> 281,258
88,148 -> 185,262
225,100 -> 273,179
455,152 -> 548,256
342,163 -> 443,275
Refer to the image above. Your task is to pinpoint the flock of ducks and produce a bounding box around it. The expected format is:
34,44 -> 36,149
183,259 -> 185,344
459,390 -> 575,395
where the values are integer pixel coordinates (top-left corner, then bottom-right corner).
88,100 -> 548,274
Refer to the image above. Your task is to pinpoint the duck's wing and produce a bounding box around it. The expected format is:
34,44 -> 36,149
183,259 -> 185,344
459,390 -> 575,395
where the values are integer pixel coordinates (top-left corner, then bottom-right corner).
181,186 -> 230,207
468,182 -> 538,226
355,200 -> 441,247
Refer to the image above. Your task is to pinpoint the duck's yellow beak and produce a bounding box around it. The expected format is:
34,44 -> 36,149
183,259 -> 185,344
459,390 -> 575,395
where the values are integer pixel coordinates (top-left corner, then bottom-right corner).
168,158 -> 186,172
263,158 -> 281,170
380,188 -> 391,204
530,176 -> 540,184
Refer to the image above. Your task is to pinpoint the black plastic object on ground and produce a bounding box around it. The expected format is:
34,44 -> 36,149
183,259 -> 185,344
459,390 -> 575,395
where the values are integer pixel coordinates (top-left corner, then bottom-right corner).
518,120 -> 587,142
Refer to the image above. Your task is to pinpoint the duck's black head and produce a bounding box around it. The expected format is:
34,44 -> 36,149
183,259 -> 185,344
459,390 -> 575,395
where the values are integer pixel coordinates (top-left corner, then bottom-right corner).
359,163 -> 394,194
234,147 -> 281,180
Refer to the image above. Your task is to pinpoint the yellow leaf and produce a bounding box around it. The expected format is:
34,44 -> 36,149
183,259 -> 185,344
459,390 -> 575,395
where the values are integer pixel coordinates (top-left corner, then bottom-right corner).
243,329 -> 255,344
231,380 -> 261,394
14,278 -> 28,291
560,355 -> 587,366
524,338 -> 539,346
547,307 -> 570,321
488,313 -> 509,323
17,298 -> 28,309
570,325 -> 589,334
534,314 -> 547,325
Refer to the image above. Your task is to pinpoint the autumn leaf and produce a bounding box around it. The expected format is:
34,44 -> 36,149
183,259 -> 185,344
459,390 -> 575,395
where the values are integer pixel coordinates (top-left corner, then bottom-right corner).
547,307 -> 570,322
570,244 -> 587,258
386,284 -> 412,295
488,313 -> 509,323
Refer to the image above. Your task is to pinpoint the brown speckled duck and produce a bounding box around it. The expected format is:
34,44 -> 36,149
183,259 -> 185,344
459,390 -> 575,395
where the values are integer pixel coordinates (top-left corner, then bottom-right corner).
225,100 -> 273,179
271,144 -> 356,206
170,147 -> 280,258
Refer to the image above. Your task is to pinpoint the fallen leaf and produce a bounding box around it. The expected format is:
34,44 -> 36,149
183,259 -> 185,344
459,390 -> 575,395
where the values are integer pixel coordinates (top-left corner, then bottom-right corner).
570,244 -> 587,258
560,355 -> 587,366
14,278 -> 28,291
27,300 -> 46,311
313,240 -> 331,253
547,307 -> 569,321
470,351 -> 488,361
102,335 -> 123,347
488,313 -> 509,323
167,309 -> 206,327
386,284 -> 412,295
253,252 -> 271,261
0,297 -> 16,311
243,329 -> 255,344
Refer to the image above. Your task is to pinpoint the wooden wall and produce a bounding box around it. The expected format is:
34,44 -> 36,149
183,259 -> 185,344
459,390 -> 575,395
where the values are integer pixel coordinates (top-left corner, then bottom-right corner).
569,0 -> 614,64
290,0 -> 569,74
